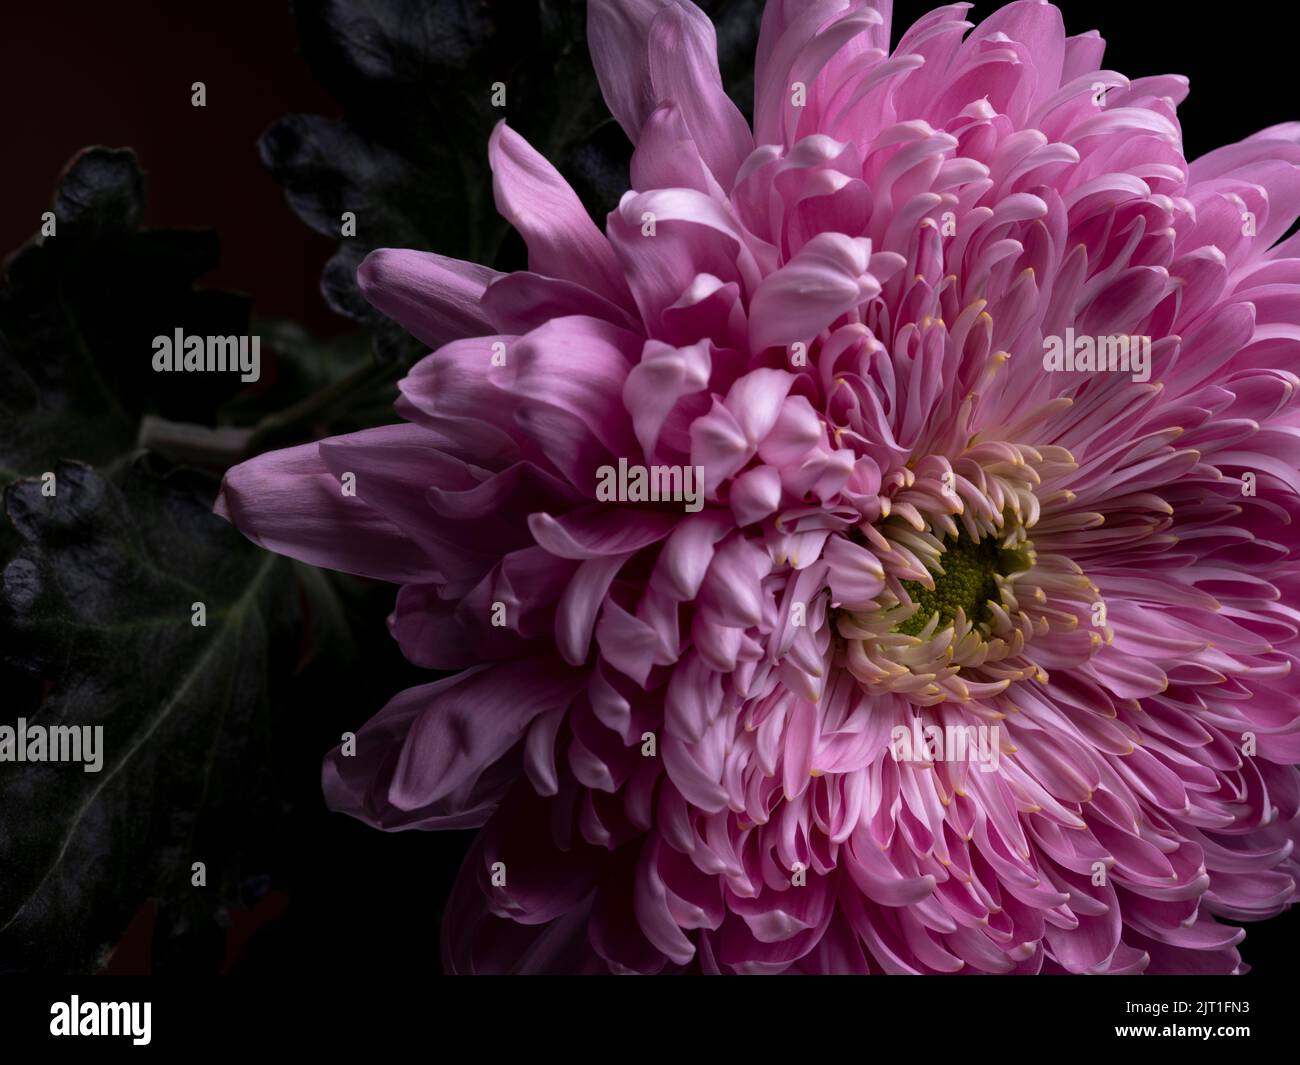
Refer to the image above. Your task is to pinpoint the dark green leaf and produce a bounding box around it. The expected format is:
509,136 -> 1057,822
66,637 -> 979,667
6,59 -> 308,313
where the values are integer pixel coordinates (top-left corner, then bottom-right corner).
0,460 -> 299,973
261,0 -> 761,361
0,148 -> 252,483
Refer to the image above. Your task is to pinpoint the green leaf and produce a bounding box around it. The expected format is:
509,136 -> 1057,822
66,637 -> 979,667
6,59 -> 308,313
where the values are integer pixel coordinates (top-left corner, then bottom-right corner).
0,148 -> 252,484
0,460 -> 300,973
260,0 -> 760,361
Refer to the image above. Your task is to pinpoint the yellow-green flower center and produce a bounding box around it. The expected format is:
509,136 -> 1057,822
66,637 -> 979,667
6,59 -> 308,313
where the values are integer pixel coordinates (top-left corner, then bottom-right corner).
896,530 -> 1027,636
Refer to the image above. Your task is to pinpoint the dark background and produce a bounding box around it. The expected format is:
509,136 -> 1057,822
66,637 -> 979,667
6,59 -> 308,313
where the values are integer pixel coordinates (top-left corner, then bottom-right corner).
1,0 -> 1297,975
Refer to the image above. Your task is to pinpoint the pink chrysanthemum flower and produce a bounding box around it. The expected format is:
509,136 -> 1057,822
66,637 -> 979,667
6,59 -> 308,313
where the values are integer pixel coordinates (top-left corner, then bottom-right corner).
218,0 -> 1300,973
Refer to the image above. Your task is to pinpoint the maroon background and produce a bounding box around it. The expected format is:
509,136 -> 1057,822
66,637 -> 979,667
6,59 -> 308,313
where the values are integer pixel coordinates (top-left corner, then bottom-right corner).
1,0 -> 342,337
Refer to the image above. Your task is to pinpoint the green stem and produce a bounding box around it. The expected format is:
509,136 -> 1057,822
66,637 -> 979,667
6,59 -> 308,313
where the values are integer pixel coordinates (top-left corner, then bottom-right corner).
245,357 -> 399,454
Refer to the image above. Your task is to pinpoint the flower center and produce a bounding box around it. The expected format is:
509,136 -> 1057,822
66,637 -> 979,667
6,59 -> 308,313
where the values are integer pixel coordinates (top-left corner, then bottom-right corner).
827,435 -> 1097,706
896,529 -> 1030,636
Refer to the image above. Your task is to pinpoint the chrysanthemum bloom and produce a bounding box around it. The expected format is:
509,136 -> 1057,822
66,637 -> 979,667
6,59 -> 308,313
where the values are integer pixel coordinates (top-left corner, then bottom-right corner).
218,0 -> 1300,973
